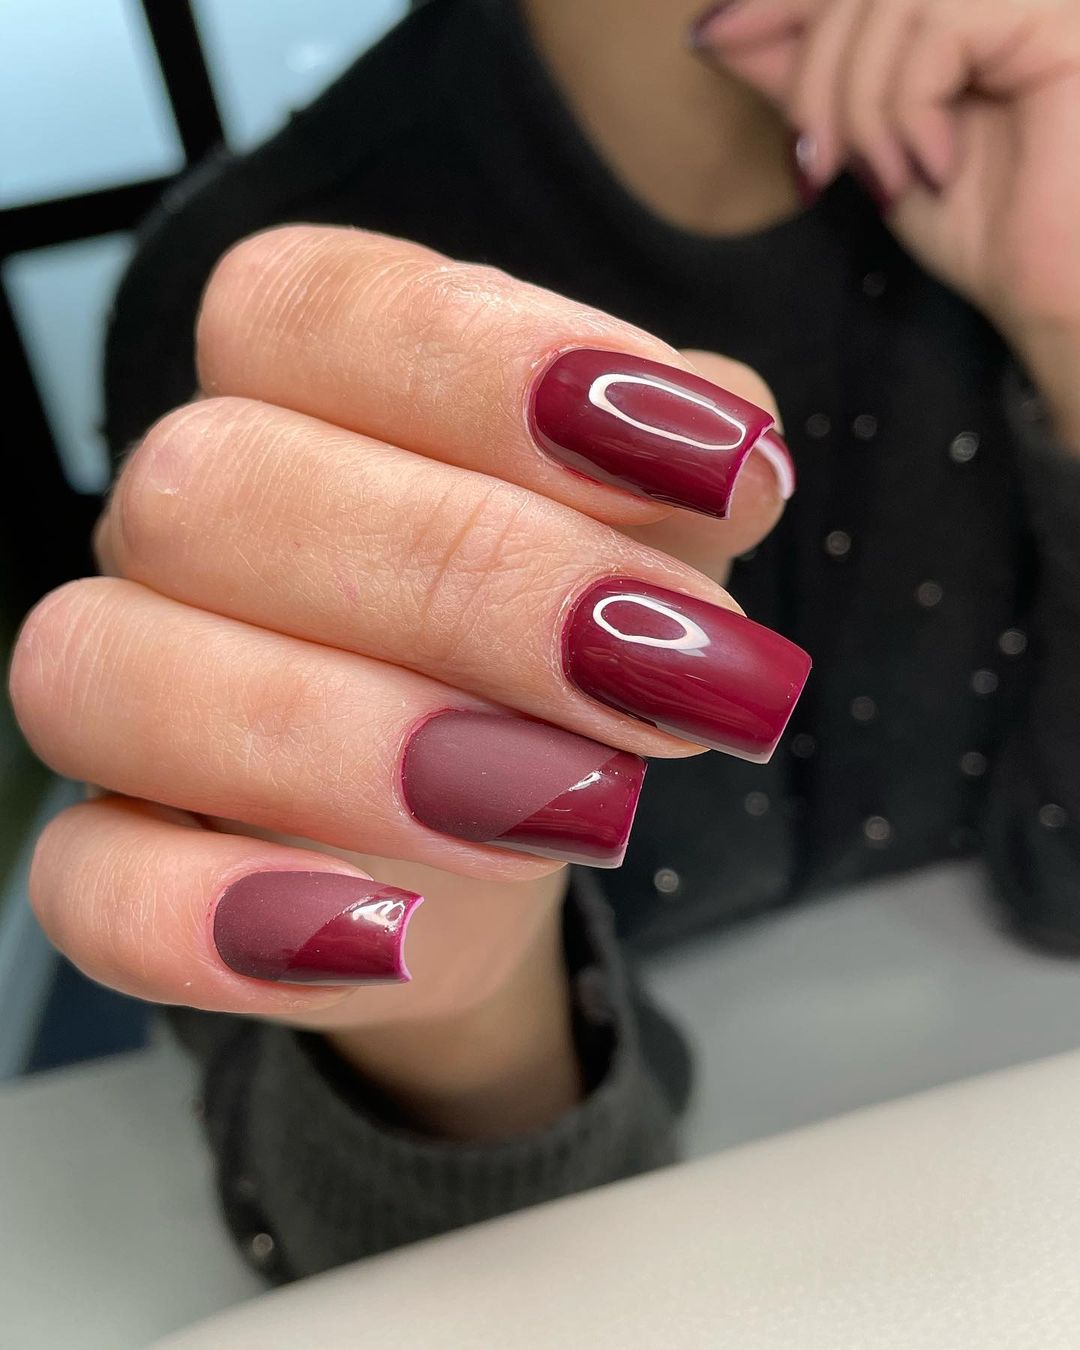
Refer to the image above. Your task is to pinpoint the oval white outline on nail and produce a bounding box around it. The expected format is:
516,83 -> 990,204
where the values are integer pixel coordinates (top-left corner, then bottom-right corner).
349,898 -> 407,929
588,373 -> 747,452
592,593 -> 710,653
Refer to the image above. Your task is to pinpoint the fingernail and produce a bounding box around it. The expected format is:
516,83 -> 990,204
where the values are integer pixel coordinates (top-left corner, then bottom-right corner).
792,132 -> 822,205
401,711 -> 645,868
561,579 -> 811,761
688,1 -> 744,49
529,349 -> 777,519
213,872 -> 423,984
849,155 -> 895,213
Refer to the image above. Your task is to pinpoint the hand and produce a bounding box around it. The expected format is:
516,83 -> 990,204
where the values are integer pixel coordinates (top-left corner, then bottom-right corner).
694,0 -> 1080,361
10,227 -> 806,1134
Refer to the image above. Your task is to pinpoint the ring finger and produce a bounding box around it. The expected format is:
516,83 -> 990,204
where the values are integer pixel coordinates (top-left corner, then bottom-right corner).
11,578 -> 646,876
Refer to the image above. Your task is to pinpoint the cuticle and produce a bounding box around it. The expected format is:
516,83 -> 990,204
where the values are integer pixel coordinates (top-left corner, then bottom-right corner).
396,705 -> 461,825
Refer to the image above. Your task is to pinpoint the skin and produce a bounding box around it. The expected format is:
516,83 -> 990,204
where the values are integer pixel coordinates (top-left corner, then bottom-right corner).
11,0 -> 1080,1141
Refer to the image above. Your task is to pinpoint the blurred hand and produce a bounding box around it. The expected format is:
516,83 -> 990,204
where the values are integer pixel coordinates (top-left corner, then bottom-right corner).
10,227 -> 805,1131
695,0 -> 1080,428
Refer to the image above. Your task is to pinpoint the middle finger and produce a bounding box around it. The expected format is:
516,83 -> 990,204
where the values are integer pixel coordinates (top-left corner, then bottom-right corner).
108,396 -> 810,762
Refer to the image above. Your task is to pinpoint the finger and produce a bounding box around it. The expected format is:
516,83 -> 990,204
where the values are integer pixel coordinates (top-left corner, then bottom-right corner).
892,5 -> 973,189
32,796 -> 568,1025
196,226 -> 792,528
789,0 -> 867,187
895,0 -> 1080,190
840,0 -> 919,200
11,579 -> 649,878
29,795 -> 427,1015
691,0 -> 815,54
104,398 -> 809,760
691,0 -> 809,105
628,351 -> 791,581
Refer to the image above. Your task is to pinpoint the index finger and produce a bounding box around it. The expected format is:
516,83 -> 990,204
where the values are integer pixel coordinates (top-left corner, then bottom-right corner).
197,225 -> 793,526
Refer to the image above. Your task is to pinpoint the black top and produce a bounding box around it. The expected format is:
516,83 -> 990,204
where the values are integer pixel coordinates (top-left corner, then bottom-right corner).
106,0 -> 1080,1281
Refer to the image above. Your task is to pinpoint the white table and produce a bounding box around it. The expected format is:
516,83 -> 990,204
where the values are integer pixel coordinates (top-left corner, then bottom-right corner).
3,861 -> 1080,1348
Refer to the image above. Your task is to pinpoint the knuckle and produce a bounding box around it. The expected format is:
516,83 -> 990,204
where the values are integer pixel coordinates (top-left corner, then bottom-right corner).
9,579 -> 116,747
27,806 -> 85,950
233,654 -> 354,800
111,398 -> 250,569
28,805 -> 155,986
27,813 -> 67,947
383,260 -> 519,394
197,225 -> 330,388
404,476 -> 538,668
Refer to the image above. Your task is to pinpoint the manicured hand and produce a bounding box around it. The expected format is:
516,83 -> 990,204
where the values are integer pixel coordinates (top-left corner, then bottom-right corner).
9,226 -> 807,1098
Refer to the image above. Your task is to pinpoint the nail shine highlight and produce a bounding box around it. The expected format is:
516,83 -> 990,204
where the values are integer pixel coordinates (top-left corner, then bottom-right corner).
213,871 -> 423,985
562,578 -> 811,761
529,349 -> 791,518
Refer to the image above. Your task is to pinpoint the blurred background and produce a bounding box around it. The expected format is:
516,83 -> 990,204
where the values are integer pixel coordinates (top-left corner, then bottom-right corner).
1,0 -> 409,1081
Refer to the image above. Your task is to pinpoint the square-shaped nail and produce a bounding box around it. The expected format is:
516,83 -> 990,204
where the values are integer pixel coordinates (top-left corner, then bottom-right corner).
561,578 -> 811,761
528,349 -> 785,518
213,871 -> 423,984
402,711 -> 645,868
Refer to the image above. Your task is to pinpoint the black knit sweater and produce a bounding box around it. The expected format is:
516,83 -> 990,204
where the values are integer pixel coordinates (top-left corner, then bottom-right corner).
106,0 -> 1080,1282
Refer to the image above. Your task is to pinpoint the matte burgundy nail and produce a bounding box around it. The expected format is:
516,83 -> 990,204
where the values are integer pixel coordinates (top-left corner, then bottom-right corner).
401,711 -> 645,868
562,578 -> 811,761
529,349 -> 784,519
213,871 -> 423,984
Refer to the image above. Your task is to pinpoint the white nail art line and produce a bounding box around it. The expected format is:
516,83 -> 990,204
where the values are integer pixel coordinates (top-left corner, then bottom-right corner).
588,373 -> 749,452
592,593 -> 710,654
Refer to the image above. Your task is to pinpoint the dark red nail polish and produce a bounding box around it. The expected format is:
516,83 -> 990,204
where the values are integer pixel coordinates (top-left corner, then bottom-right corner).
401,711 -> 645,868
213,872 -> 423,984
562,578 -> 811,761
529,348 -> 777,519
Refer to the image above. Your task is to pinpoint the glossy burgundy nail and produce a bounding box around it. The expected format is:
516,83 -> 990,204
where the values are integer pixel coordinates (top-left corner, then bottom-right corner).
401,711 -> 645,868
529,349 -> 781,519
562,579 -> 811,761
213,871 -> 423,984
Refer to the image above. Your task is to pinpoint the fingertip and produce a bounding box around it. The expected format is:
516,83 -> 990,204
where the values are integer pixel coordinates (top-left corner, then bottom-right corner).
754,427 -> 796,501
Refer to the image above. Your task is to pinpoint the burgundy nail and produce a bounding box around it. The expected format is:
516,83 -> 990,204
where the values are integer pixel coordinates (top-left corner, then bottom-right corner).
401,711 -> 645,868
213,871 -> 423,984
529,349 -> 780,519
561,578 -> 811,761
